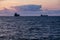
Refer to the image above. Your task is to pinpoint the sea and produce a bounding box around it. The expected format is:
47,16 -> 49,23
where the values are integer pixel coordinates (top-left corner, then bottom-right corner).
0,16 -> 60,40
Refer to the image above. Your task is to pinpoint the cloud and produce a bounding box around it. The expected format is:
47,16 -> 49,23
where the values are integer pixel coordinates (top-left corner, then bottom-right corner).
0,0 -> 4,1
0,8 -> 15,16
12,5 -> 42,11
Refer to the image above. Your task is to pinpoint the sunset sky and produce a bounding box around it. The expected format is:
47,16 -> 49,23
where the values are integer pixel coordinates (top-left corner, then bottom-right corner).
0,0 -> 60,10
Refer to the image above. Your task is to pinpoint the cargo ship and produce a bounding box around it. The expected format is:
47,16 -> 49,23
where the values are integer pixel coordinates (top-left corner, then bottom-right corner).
41,14 -> 48,17
14,13 -> 20,16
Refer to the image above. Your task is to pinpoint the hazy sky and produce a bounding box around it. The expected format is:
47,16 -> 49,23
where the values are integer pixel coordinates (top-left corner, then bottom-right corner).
0,0 -> 60,10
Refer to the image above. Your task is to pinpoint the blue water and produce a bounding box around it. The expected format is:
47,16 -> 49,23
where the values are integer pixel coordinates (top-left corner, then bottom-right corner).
0,16 -> 60,40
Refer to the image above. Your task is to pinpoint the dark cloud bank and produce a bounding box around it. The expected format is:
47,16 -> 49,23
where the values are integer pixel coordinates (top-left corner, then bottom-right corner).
12,5 -> 42,11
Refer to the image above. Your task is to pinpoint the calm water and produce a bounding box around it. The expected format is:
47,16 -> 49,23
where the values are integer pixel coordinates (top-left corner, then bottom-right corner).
0,16 -> 60,40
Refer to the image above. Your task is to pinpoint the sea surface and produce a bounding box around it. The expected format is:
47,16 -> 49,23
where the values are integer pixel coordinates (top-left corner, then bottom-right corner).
0,16 -> 60,40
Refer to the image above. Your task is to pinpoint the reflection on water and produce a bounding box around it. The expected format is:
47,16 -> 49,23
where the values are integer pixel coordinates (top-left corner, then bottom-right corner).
0,16 -> 60,40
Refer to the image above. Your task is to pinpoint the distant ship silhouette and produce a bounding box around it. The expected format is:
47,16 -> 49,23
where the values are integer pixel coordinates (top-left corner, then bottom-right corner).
41,14 -> 48,17
14,13 -> 20,16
